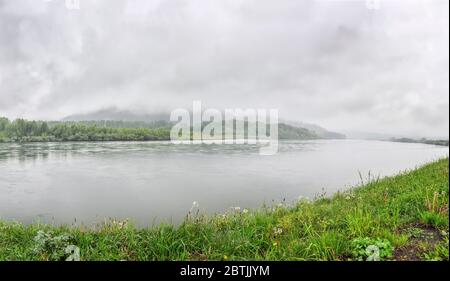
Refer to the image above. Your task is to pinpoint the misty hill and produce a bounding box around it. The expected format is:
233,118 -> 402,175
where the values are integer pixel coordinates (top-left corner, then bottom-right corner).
62,108 -> 170,122
54,120 -> 319,140
341,130 -> 395,140
62,109 -> 343,140
282,120 -> 346,139
278,123 -> 319,140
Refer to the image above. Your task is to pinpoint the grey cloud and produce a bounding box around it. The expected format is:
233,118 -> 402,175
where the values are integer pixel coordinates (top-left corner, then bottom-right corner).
0,0 -> 448,138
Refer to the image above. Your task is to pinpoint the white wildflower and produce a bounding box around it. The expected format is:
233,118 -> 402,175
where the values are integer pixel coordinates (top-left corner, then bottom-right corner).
65,245 -> 80,261
365,245 -> 380,261
273,227 -> 283,235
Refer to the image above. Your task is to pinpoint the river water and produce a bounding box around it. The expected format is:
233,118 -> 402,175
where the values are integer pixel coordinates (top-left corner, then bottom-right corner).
0,139 -> 448,226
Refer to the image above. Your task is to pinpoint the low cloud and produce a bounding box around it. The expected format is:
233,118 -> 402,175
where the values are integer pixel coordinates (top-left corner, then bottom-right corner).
0,0 -> 448,137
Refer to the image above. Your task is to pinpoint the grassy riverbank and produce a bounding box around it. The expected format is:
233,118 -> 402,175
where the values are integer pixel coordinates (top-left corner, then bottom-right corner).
0,158 -> 448,261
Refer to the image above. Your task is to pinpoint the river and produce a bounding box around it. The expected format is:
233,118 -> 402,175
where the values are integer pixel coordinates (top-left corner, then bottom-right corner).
0,139 -> 448,226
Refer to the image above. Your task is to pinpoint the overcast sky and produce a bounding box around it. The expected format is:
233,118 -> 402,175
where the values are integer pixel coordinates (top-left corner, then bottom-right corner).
0,0 -> 448,137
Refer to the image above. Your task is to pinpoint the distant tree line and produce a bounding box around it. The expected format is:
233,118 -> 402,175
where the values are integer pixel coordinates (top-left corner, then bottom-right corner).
390,137 -> 449,147
0,117 -> 320,143
0,117 -> 171,142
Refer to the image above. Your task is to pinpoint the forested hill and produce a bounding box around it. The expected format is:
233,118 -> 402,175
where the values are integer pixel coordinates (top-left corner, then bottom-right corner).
0,117 -> 318,142
63,108 -> 345,139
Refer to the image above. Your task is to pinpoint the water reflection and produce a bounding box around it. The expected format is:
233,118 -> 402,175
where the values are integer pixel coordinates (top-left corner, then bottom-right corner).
0,140 -> 320,161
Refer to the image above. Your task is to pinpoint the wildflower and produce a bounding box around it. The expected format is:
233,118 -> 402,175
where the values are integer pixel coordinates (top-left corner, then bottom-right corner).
188,201 -> 200,215
365,245 -> 380,261
65,245 -> 80,261
117,220 -> 128,229
230,206 -> 241,212
297,195 -> 311,203
273,227 -> 283,235
223,255 -> 228,261
242,209 -> 249,214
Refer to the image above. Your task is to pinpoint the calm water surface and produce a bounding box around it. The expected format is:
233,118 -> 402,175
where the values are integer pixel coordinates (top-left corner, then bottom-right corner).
0,140 -> 448,226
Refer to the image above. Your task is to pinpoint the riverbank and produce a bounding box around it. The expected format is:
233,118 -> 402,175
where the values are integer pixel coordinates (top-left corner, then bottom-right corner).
0,117 -> 319,143
0,158 -> 448,261
390,138 -> 449,147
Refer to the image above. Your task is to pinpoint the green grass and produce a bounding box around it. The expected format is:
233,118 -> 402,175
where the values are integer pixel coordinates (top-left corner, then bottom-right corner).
0,158 -> 448,261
